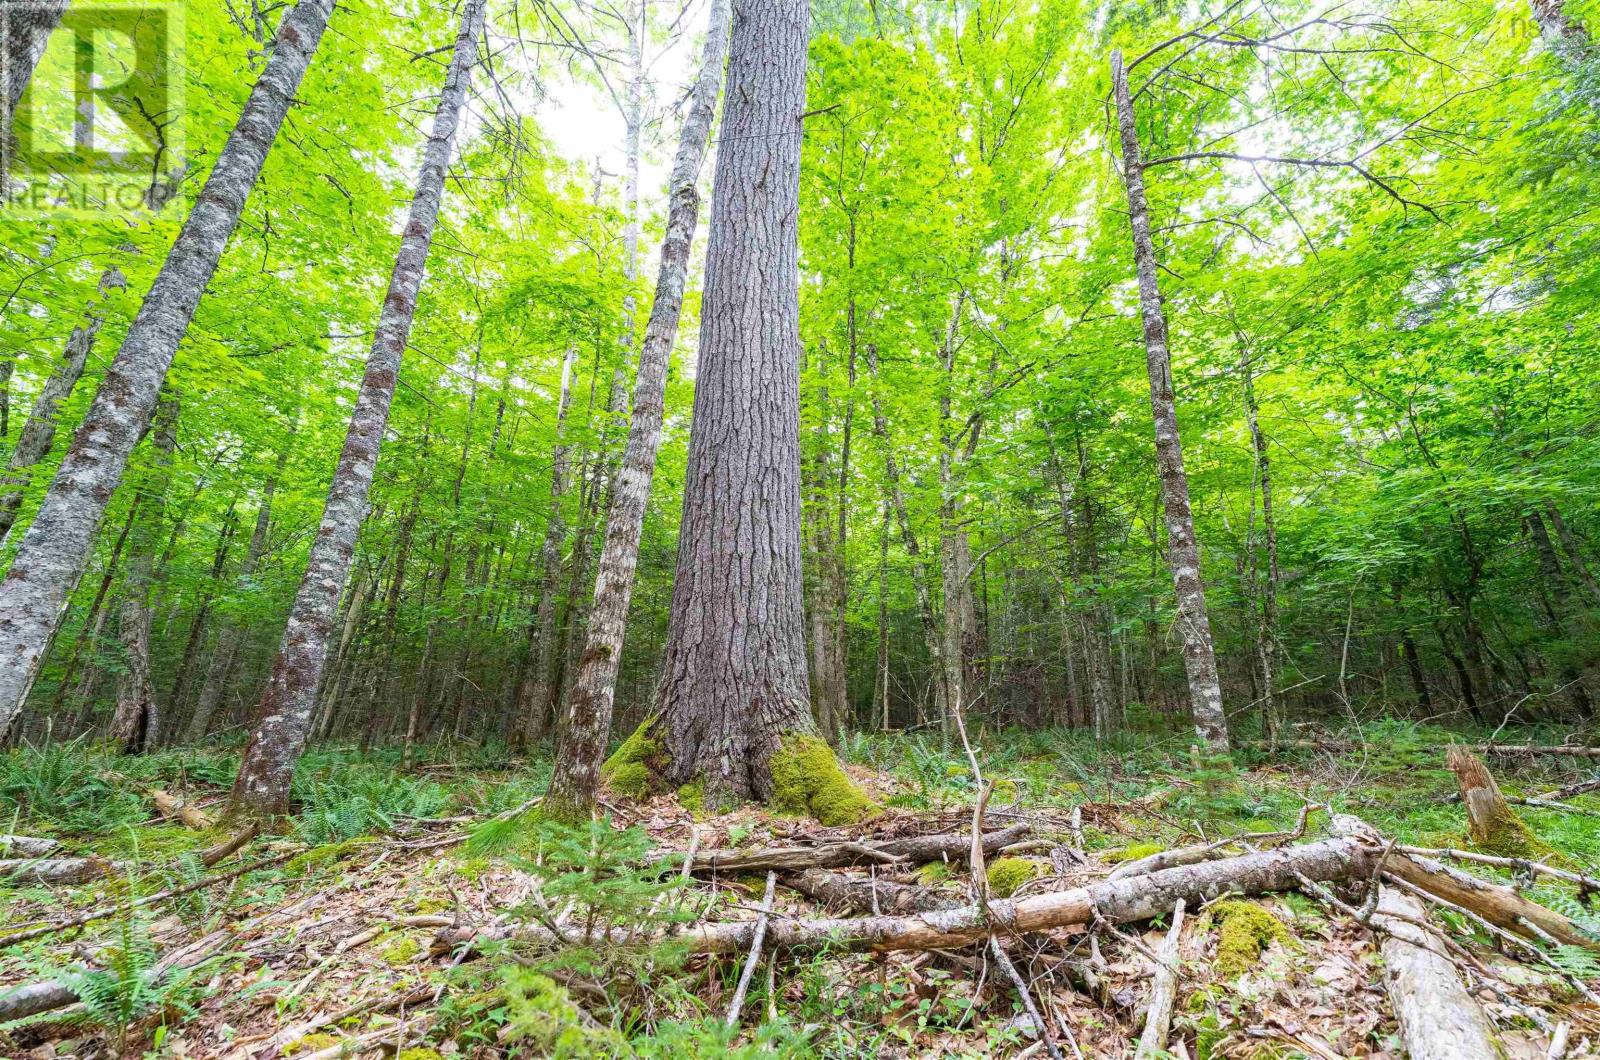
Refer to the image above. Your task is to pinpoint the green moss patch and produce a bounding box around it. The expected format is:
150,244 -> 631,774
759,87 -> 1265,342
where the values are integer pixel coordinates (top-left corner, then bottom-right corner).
502,968 -> 627,1057
1211,899 -> 1290,979
769,734 -> 877,826
380,935 -> 421,965
1103,842 -> 1164,864
285,1033 -> 342,1054
284,837 -> 377,875
677,779 -> 705,814
917,861 -> 953,886
985,856 -> 1043,898
600,716 -> 663,800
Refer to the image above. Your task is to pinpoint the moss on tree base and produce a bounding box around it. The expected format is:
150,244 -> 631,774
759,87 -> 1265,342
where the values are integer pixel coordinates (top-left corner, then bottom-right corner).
599,716 -> 664,801
770,734 -> 877,826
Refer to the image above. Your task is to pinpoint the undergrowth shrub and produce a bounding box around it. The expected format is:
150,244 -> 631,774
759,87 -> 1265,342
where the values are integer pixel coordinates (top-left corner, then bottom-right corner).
0,738 -> 145,833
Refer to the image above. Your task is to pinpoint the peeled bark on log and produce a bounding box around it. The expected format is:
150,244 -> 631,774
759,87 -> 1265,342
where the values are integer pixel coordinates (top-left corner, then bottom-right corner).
1374,887 -> 1497,1060
1330,815 -> 1596,949
690,823 -> 1030,875
0,834 -> 60,857
444,834 -> 1374,959
782,868 -> 959,915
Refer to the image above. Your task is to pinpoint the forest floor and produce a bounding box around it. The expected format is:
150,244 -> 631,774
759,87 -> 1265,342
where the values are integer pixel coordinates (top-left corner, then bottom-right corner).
3,721 -> 1600,1059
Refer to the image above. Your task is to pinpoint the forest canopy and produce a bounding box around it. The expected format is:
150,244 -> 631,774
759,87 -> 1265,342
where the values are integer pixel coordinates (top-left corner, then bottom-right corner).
1,0 -> 1599,1052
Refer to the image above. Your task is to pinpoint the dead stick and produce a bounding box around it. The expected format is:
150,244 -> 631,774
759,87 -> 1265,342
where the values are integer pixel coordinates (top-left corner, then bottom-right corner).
1135,899 -> 1185,1059
725,871 -> 777,1027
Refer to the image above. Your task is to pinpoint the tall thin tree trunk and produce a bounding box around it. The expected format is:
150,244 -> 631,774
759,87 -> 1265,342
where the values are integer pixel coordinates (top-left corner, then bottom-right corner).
185,454 -> 282,743
1110,50 -> 1229,753
0,268 -> 126,545
108,393 -> 179,753
866,343 -> 948,726
1240,346 -> 1280,748
165,502 -> 238,733
541,0 -> 730,822
518,345 -> 579,746
1543,500 -> 1600,605
230,0 -> 482,814
0,0 -> 337,739
648,0 -> 820,804
876,497 -> 891,731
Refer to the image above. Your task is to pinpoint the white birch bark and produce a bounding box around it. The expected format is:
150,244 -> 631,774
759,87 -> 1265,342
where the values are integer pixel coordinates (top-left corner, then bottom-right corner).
0,0 -> 337,738
230,0 -> 482,813
542,0 -> 730,821
1110,50 -> 1230,753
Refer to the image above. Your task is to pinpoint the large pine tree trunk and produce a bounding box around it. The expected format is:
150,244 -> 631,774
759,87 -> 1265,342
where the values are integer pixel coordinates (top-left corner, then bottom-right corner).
0,0 -> 336,739
0,268 -> 126,545
108,393 -> 179,753
648,0 -> 818,803
184,458 -> 281,743
542,0 -> 731,822
1110,51 -> 1229,753
230,0 -> 482,814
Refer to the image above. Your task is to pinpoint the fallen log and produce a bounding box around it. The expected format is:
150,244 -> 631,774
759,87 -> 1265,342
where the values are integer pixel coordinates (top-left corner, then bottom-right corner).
1373,887 -> 1497,1060
782,868 -> 960,915
0,835 -> 61,858
1262,739 -> 1600,759
1134,899 -> 1185,1060
689,823 -> 1031,874
0,856 -> 114,884
150,787 -> 215,830
0,929 -> 231,1023
444,833 -> 1376,958
1330,815 -> 1596,949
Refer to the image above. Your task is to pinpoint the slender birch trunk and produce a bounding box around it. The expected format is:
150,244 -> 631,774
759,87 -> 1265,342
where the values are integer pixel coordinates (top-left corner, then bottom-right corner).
0,269 -> 126,545
541,0 -> 730,822
108,393 -> 179,753
866,343 -> 948,725
1240,347 -> 1280,747
164,501 -> 237,729
0,0 -> 337,739
230,0 -> 482,813
517,345 -> 579,746
184,456 -> 281,743
1110,50 -> 1229,753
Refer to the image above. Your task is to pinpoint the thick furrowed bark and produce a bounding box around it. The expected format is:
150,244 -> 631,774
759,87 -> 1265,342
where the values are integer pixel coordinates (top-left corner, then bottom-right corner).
649,0 -> 817,801
1109,51 -> 1229,752
230,0 -> 482,815
1374,887 -> 1498,1060
0,0 -> 337,739
543,0 -> 731,822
